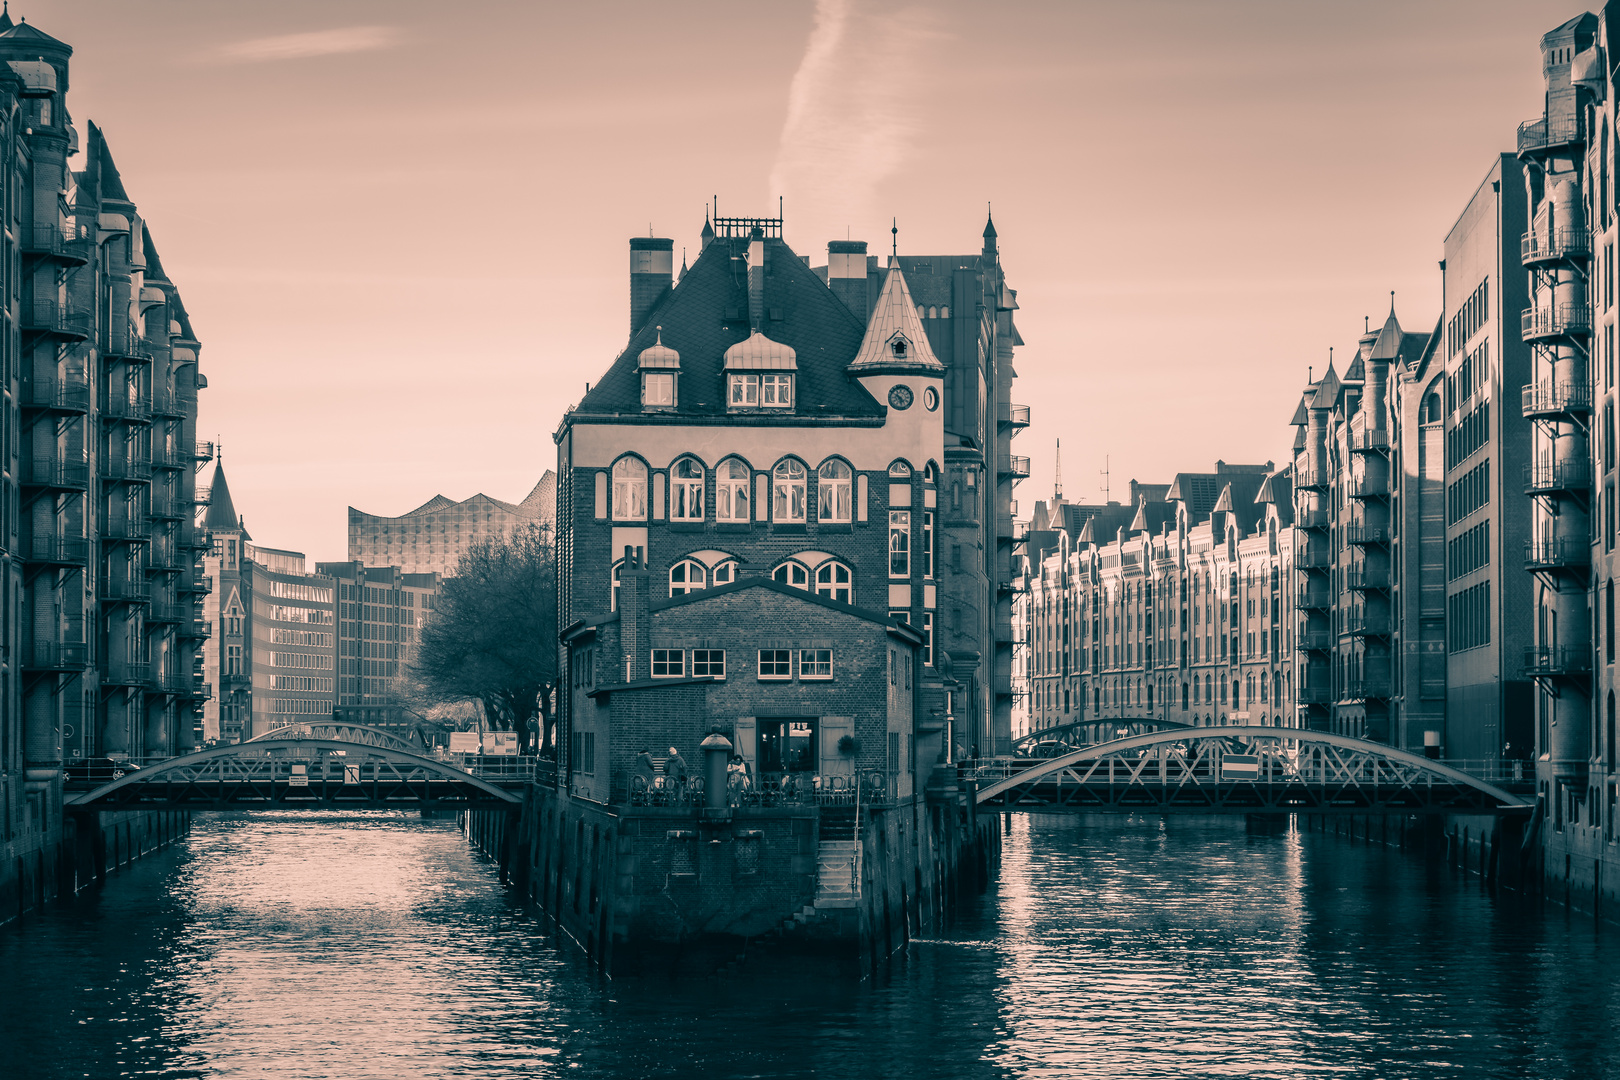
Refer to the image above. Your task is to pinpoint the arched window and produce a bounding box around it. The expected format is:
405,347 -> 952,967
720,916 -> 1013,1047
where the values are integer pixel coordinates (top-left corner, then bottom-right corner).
927,306 -> 937,319
716,458 -> 750,522
1219,678 -> 1227,704
670,457 -> 704,521
773,459 -> 806,522
711,559 -> 738,586
610,561 -> 623,611
1181,681 -> 1189,710
815,560 -> 853,603
1260,673 -> 1268,703
888,460 -> 912,479
669,559 -> 706,597
1145,682 -> 1153,710
612,457 -> 647,520
1233,680 -> 1241,707
817,460 -> 853,523
773,561 -> 809,590
940,306 -> 949,319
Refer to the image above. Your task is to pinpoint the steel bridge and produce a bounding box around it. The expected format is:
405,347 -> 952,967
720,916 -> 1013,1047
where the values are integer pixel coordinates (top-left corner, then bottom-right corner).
64,739 -> 523,812
975,727 -> 1531,814
247,721 -> 423,752
1012,717 -> 1191,757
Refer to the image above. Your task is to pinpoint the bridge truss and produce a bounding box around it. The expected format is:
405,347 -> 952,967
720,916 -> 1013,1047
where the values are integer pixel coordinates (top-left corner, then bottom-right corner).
65,739 -> 522,811
1012,717 -> 1191,757
248,721 -> 422,752
976,727 -> 1530,814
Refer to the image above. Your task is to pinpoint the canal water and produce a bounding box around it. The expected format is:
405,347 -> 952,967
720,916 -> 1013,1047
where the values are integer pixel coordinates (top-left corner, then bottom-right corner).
2,811 -> 1616,1080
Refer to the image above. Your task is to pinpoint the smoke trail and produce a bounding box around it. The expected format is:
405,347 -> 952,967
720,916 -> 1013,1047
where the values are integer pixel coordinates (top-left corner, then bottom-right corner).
770,0 -> 937,253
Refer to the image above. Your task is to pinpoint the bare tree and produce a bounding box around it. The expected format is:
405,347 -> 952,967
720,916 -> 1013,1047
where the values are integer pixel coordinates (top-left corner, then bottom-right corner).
410,521 -> 558,754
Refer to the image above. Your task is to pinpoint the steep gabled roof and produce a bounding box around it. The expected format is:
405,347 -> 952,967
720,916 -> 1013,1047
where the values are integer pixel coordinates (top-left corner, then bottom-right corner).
204,461 -> 244,534
1369,309 -> 1404,361
573,235 -> 880,421
0,18 -> 71,51
88,123 -> 130,203
848,261 -> 945,373
1310,362 -> 1341,409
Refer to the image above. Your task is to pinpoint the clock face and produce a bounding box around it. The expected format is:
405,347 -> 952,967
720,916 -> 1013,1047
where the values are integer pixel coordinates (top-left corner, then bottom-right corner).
923,386 -> 939,411
888,384 -> 914,410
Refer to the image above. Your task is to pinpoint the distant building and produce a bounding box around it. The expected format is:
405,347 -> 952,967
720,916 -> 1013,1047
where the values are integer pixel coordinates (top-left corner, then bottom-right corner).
348,473 -> 555,577
316,561 -> 439,733
244,549 -> 336,739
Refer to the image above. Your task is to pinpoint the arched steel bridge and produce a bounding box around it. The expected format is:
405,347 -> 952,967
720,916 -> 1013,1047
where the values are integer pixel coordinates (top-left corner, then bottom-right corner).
1012,717 -> 1192,757
64,740 -> 522,811
975,727 -> 1531,814
248,721 -> 423,752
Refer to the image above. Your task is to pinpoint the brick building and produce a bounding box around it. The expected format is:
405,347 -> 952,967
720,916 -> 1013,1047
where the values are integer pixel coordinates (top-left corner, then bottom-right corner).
348,472 -> 554,577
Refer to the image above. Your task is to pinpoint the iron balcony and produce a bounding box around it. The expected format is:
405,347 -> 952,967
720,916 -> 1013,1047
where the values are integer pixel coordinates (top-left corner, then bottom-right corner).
1346,566 -> 1390,591
179,619 -> 212,640
150,389 -> 186,419
1297,630 -> 1332,652
1000,403 -> 1031,430
102,395 -> 152,424
1294,469 -> 1329,493
147,602 -> 184,624
1346,524 -> 1389,546
151,447 -> 188,470
1295,541 -> 1332,568
1343,677 -> 1392,700
99,578 -> 152,604
102,329 -> 150,360
102,664 -> 153,687
1347,473 -> 1388,499
1346,608 -> 1391,637
20,221 -> 92,265
1002,455 -> 1031,479
22,641 -> 89,671
20,375 -> 91,414
177,574 -> 213,595
1297,685 -> 1334,705
149,495 -> 186,521
1521,227 -> 1591,268
1524,537 -> 1589,572
1295,507 -> 1329,530
1517,114 -> 1585,158
1524,458 -> 1591,496
1295,585 -> 1332,610
1522,304 -> 1592,343
99,458 -> 152,484
1349,427 -> 1390,453
21,457 -> 90,491
1523,646 -> 1592,677
22,299 -> 90,340
101,516 -> 151,542
1521,380 -> 1593,421
25,535 -> 90,566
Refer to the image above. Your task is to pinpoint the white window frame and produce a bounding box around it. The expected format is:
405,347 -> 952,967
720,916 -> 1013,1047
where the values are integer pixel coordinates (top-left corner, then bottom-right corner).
773,459 -> 807,522
729,373 -> 760,406
922,511 -> 934,578
641,371 -> 675,407
715,458 -> 750,522
774,561 -> 809,590
670,457 -> 704,521
889,510 -> 911,577
612,457 -> 647,520
610,561 -> 623,611
817,459 -> 852,523
711,559 -> 738,586
799,648 -> 832,679
652,649 -> 684,678
814,560 -> 852,604
692,649 -> 726,679
758,649 -> 792,680
669,559 -> 706,597
761,372 -> 793,407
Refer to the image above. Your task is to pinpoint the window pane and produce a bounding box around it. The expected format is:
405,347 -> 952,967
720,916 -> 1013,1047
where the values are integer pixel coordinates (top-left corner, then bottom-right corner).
889,510 -> 911,576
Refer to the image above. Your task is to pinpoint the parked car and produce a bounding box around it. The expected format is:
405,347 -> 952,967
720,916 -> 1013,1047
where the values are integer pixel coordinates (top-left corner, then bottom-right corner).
64,757 -> 138,785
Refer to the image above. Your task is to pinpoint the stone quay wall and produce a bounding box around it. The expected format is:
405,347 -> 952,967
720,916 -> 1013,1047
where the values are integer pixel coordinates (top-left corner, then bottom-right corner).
2,809 -> 191,927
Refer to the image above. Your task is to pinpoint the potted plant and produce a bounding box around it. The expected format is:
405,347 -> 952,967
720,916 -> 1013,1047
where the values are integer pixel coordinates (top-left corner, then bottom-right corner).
837,734 -> 858,756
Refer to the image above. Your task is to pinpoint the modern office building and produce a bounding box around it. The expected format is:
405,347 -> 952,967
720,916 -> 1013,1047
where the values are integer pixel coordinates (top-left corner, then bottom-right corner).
0,13 -> 213,909
348,472 -> 555,577
316,561 -> 439,733
244,550 -> 335,739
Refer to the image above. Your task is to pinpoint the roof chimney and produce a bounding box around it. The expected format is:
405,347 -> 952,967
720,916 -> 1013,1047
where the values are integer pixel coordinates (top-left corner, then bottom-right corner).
747,226 -> 766,332
629,237 -> 674,334
827,239 -> 869,320
620,545 -> 652,682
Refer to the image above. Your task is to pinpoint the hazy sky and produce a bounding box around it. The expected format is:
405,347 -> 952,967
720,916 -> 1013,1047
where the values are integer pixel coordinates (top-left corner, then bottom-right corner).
20,0 -> 1583,558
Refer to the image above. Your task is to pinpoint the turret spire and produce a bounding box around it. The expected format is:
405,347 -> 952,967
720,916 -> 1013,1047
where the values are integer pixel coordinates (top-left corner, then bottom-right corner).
1054,438 -> 1062,503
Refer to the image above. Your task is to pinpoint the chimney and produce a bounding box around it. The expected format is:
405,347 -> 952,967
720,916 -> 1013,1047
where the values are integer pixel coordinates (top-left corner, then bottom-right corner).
629,237 -> 674,334
828,240 -> 869,320
620,545 -> 652,682
747,226 -> 766,332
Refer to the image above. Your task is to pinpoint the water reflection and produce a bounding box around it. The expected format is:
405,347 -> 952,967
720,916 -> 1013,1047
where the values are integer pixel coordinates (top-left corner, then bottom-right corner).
0,810 -> 1616,1079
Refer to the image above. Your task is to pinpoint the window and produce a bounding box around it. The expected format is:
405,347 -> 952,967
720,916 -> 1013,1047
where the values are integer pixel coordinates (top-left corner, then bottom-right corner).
759,649 -> 792,679
817,460 -> 853,522
610,561 -> 623,611
773,459 -> 806,521
761,373 -> 793,407
641,371 -> 674,407
774,561 -> 809,589
799,649 -> 832,678
921,612 -> 933,667
815,560 -> 853,603
729,373 -> 759,406
889,510 -> 911,576
692,649 -> 726,678
922,512 -> 933,577
669,559 -> 706,596
612,457 -> 647,520
652,649 -> 684,678
226,645 -> 242,675
711,560 -> 738,586
670,457 -> 704,520
716,458 -> 750,522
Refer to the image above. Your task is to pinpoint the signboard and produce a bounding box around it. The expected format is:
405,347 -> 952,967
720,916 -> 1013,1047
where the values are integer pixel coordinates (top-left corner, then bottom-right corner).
288,763 -> 309,788
483,731 -> 519,757
1229,711 -> 1251,721
449,731 -> 479,754
1221,754 -> 1260,780
344,763 -> 361,785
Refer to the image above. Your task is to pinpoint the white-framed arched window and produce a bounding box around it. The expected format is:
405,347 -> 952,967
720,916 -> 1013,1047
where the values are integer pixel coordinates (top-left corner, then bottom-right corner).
888,460 -> 911,479
815,560 -> 853,603
669,559 -> 706,596
711,559 -> 738,586
670,457 -> 704,521
610,561 -> 623,611
817,459 -> 852,523
773,561 -> 809,590
612,457 -> 647,520
715,458 -> 750,522
773,459 -> 806,522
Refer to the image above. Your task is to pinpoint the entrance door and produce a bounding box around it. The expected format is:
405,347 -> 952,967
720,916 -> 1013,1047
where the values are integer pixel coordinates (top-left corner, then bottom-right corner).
757,718 -> 817,785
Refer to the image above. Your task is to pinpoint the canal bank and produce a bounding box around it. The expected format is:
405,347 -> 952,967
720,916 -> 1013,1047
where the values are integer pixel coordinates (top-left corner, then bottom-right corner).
2,808 -> 190,926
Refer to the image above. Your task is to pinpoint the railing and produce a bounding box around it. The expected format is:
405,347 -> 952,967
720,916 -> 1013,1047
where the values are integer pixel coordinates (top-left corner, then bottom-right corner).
1343,677 -> 1392,699
151,447 -> 188,470
1294,470 -> 1329,492
102,329 -> 149,359
25,535 -> 89,565
1297,631 -> 1332,651
22,299 -> 91,339
1346,473 -> 1388,499
195,440 -> 216,461
1524,458 -> 1591,495
1295,507 -> 1329,530
148,602 -> 184,624
1003,455 -> 1031,479
1346,524 -> 1388,545
21,221 -> 92,263
99,578 -> 152,603
1346,608 -> 1391,636
99,458 -> 152,482
1517,114 -> 1585,155
1346,566 -> 1390,590
101,516 -> 150,541
21,457 -> 90,490
1002,403 -> 1031,428
101,395 -> 152,423
1521,380 -> 1593,419
1521,228 -> 1591,266
1522,304 -> 1592,342
1295,541 -> 1331,568
1523,646 -> 1593,677
180,619 -> 212,639
177,574 -> 213,594
102,664 -> 153,687
149,389 -> 185,418
1295,585 -> 1332,610
20,375 -> 91,412
1297,685 -> 1334,705
1349,427 -> 1389,452
149,494 -> 185,520
1525,537 -> 1589,571
22,641 -> 89,670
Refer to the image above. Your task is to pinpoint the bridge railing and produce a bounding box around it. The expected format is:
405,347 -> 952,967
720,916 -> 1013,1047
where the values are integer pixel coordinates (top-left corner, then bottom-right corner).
964,749 -> 1529,790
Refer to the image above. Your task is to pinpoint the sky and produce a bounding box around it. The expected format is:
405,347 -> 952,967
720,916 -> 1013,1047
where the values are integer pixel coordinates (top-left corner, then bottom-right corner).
13,0 -> 1587,558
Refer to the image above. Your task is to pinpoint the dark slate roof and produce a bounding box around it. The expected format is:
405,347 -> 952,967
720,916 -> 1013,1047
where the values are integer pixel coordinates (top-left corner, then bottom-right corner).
1344,354 -> 1365,382
88,123 -> 130,203
1310,362 -> 1341,409
1289,395 -> 1310,426
1369,309 -> 1403,361
205,461 -> 243,532
0,18 -> 71,51
574,236 -> 881,421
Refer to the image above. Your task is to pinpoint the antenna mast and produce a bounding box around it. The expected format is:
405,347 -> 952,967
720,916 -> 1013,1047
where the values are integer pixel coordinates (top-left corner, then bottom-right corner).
1099,455 -> 1110,505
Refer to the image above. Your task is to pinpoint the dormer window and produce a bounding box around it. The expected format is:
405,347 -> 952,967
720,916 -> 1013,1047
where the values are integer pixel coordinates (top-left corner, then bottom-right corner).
888,332 -> 911,359
728,372 -> 793,408
642,372 -> 675,408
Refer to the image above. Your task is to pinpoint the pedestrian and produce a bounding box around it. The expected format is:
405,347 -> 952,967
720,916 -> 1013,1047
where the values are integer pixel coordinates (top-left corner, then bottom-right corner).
666,746 -> 690,781
635,749 -> 656,783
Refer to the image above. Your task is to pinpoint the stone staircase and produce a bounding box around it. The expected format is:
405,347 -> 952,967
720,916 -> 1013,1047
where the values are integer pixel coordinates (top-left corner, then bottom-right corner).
816,806 -> 861,906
